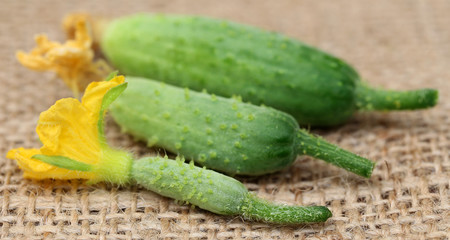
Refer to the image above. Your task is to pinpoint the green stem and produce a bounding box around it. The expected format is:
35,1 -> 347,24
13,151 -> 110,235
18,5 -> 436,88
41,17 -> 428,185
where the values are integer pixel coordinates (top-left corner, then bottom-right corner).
241,194 -> 332,224
355,82 -> 438,111
296,129 -> 376,178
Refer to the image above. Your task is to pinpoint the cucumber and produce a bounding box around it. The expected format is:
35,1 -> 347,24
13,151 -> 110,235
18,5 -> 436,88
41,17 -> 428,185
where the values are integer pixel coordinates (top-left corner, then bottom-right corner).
110,77 -> 375,177
100,14 -> 438,127
132,156 -> 332,224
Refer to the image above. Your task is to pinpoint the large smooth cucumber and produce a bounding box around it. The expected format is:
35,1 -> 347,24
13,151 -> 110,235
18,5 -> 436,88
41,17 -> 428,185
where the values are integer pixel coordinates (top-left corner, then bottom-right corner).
102,14 -> 438,127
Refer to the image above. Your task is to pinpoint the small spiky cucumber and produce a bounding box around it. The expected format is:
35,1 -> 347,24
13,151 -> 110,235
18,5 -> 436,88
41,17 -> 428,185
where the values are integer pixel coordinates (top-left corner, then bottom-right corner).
99,14 -> 438,127
132,156 -> 332,223
110,77 -> 375,177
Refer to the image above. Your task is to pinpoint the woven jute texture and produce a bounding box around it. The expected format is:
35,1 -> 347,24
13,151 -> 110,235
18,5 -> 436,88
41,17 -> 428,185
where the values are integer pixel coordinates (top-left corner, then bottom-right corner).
1,0 -> 449,239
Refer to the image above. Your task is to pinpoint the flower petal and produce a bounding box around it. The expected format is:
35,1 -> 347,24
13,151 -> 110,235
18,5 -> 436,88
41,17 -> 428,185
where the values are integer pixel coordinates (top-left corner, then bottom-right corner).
37,98 -> 99,164
7,77 -> 131,182
81,75 -> 125,114
7,148 -> 48,172
16,19 -> 112,96
6,148 -> 95,180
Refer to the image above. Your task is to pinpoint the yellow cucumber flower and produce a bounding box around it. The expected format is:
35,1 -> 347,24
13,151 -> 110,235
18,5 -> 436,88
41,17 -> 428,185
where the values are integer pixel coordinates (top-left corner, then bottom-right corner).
16,18 -> 112,97
6,75 -> 132,184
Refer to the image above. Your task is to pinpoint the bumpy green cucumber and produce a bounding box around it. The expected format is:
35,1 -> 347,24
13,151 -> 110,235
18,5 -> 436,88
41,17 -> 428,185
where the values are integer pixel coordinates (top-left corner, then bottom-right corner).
110,77 -> 375,177
132,156 -> 332,223
101,14 -> 438,127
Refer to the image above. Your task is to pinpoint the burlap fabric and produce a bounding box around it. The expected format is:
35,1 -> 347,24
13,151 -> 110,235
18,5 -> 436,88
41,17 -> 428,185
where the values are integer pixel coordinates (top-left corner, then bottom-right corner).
1,0 -> 448,239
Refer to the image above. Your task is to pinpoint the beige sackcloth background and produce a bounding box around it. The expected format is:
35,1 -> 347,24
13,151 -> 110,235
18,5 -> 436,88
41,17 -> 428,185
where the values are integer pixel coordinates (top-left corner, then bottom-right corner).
0,0 -> 448,239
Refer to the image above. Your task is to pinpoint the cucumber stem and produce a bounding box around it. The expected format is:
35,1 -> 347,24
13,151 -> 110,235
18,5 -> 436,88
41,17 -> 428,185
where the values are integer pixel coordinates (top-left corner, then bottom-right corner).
355,83 -> 438,111
241,194 -> 332,224
296,129 -> 376,178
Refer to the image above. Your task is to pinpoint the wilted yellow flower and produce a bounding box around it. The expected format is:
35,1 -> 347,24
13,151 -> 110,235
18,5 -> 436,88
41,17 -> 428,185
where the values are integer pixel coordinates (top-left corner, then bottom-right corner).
16,18 -> 111,97
6,75 -> 132,184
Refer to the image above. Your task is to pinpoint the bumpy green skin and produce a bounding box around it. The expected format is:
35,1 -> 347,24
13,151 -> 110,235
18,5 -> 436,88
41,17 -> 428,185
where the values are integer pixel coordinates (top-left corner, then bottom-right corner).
111,77 -> 298,175
132,156 -> 248,215
102,14 -> 358,126
131,156 -> 332,223
111,77 -> 375,177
